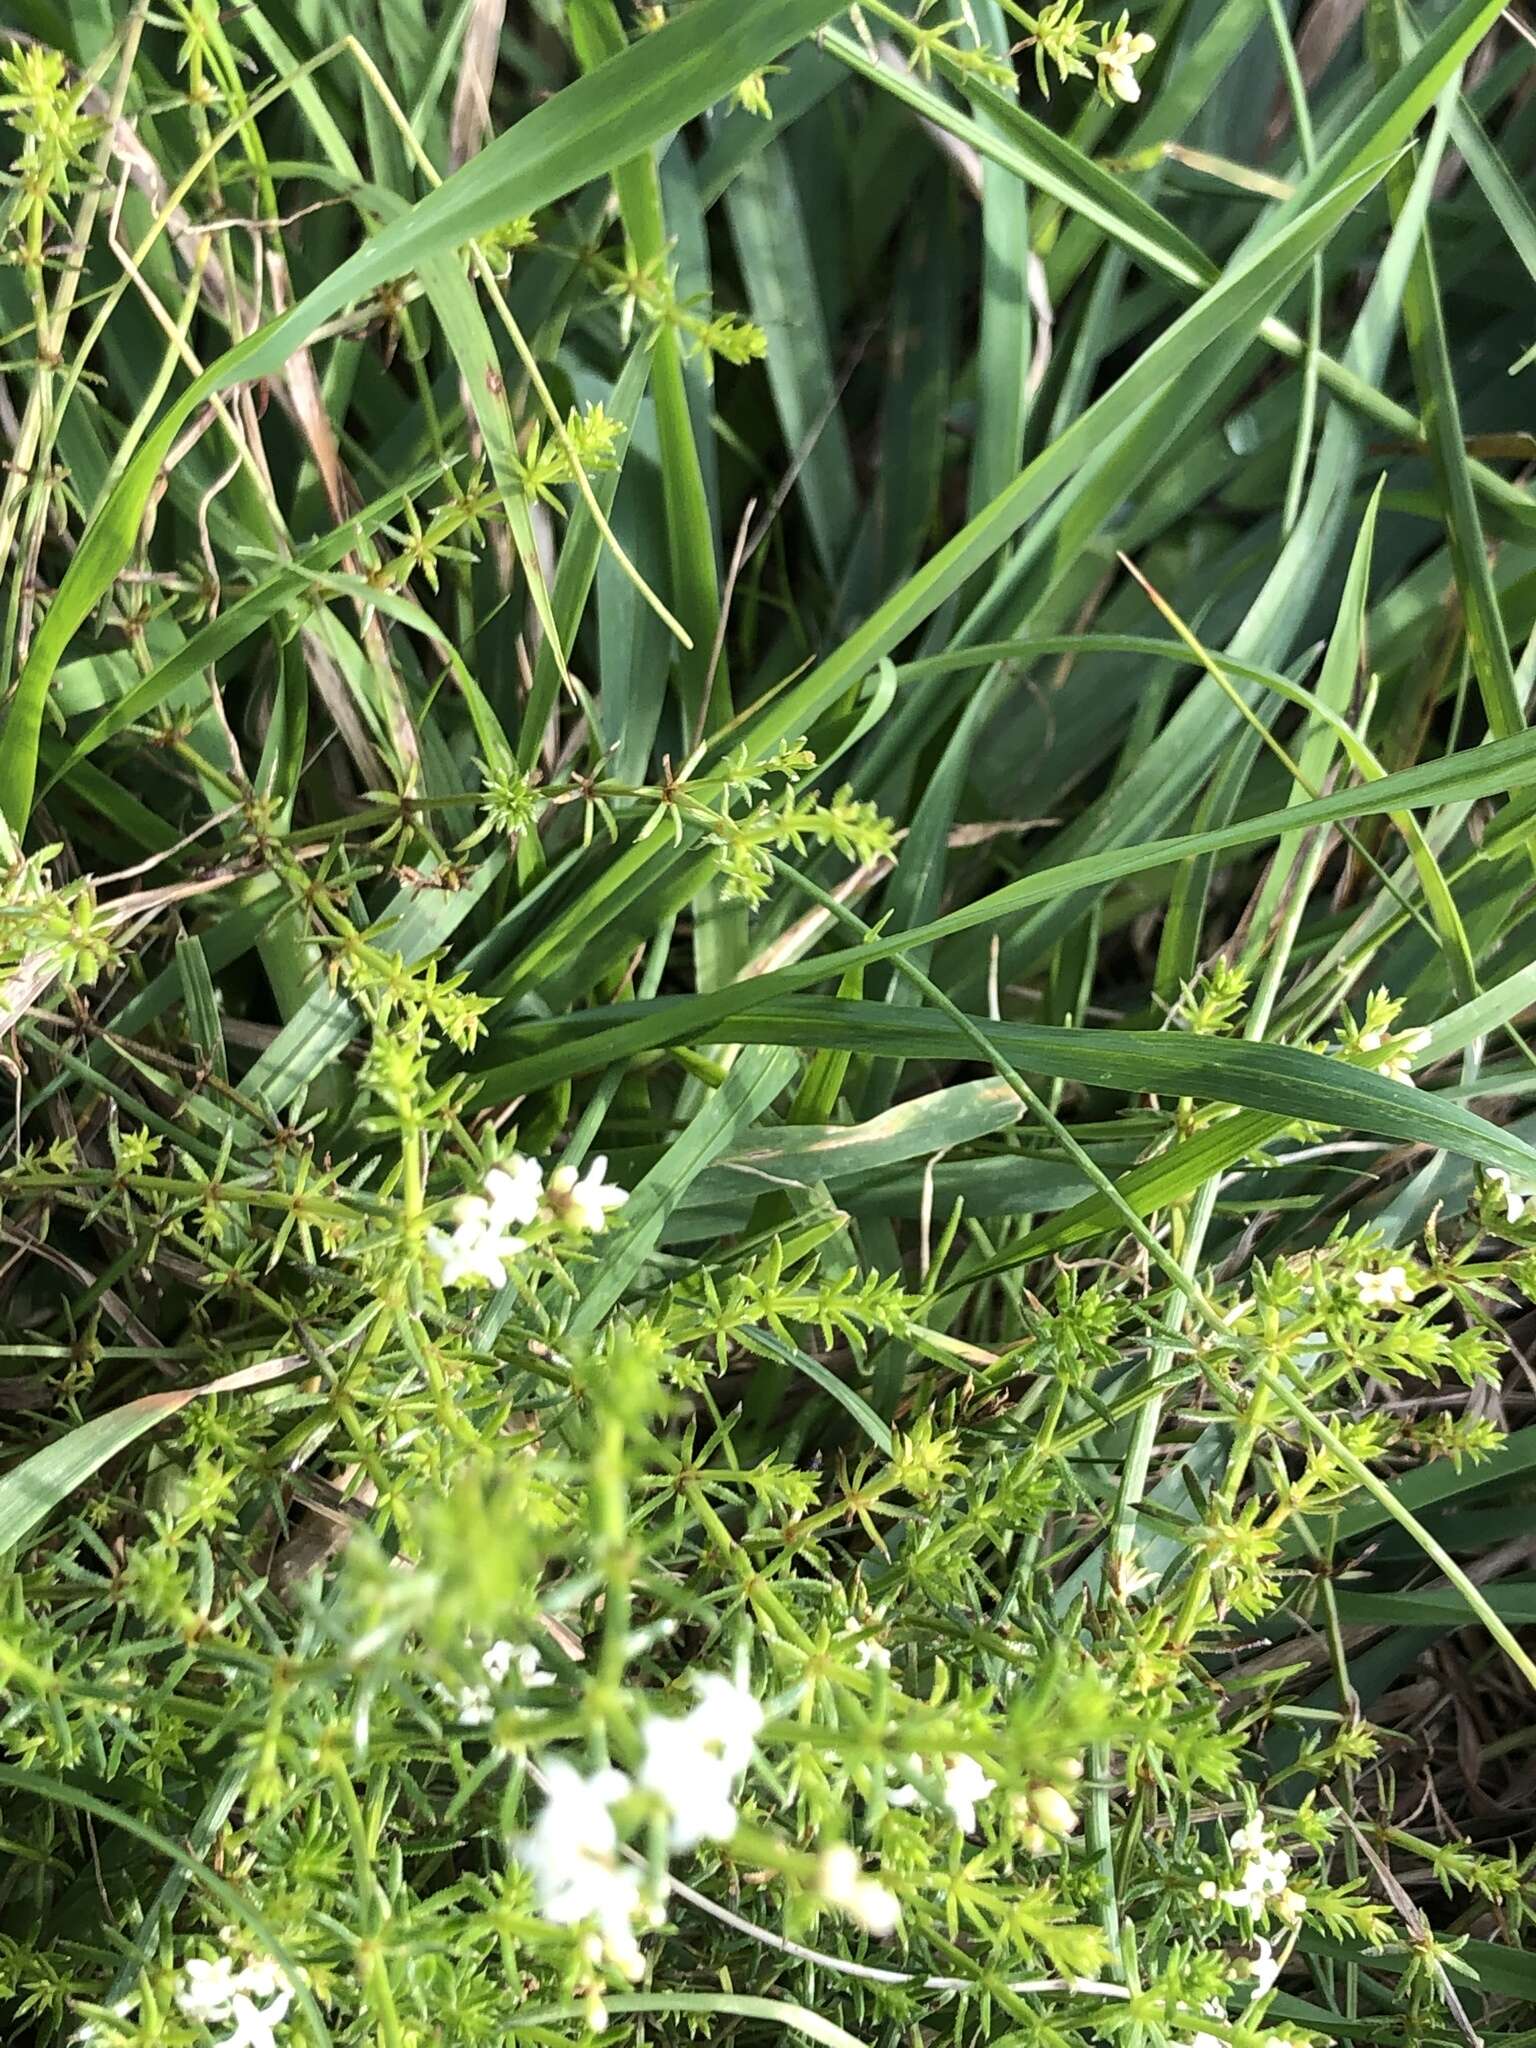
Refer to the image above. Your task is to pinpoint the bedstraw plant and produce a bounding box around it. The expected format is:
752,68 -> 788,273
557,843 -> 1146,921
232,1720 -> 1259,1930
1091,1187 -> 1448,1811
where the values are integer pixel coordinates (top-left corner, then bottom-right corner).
2,2 -> 1536,2046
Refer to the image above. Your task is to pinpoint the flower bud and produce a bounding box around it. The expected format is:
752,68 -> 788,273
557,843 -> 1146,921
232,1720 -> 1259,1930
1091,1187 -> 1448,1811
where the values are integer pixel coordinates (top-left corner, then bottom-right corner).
1029,1784 -> 1079,1836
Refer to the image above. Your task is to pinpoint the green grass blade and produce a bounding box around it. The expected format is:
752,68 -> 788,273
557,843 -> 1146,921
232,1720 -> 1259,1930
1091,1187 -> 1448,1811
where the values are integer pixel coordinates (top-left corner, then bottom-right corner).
0,0 -> 843,827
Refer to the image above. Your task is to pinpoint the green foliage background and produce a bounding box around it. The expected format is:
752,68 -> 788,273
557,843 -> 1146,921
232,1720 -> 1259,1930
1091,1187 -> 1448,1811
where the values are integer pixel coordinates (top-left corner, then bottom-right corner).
3,0 -> 1536,2042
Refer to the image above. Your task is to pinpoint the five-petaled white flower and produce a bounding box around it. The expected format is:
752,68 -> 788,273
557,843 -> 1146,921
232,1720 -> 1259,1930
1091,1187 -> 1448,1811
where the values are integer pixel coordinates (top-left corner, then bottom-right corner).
517,1760 -> 648,1979
817,1844 -> 902,1935
176,1953 -> 293,2048
544,1154 -> 629,1235
1352,1263 -> 1415,1309
638,1672 -> 764,1850
1097,21 -> 1156,100
483,1155 -> 545,1227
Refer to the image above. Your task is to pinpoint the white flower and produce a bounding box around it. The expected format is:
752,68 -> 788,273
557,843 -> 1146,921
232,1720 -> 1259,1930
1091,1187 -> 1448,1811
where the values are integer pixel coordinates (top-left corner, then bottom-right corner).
889,1753 -> 997,1835
1379,1029 -> 1430,1085
427,1197 -> 527,1290
544,1154 -> 628,1235
176,1954 -> 292,2048
438,1640 -> 552,1724
178,1959 -> 247,2024
177,1956 -> 288,2022
1218,1811 -> 1292,1916
1488,1167 -> 1531,1225
518,1761 -> 647,1979
638,1714 -> 739,1847
839,1618 -> 891,1670
1229,1814 -> 1268,1856
213,1990 -> 294,2048
443,1680 -> 495,1726
484,1154 -> 544,1227
1250,1934 -> 1280,1996
428,1156 -> 546,1289
1352,1263 -> 1415,1308
1097,23 -> 1156,100
1109,1547 -> 1158,1600
688,1671 -> 765,1771
939,1753 -> 997,1834
816,1844 -> 902,1936
482,1638 -> 555,1688
638,1672 -> 764,1850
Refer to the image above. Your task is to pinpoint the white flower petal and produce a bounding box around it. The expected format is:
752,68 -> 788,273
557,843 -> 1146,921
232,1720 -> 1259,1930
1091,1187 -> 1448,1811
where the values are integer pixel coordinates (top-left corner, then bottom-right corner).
484,1154 -> 544,1227
940,1754 -> 997,1835
636,1675 -> 763,1849
517,1760 -> 646,1975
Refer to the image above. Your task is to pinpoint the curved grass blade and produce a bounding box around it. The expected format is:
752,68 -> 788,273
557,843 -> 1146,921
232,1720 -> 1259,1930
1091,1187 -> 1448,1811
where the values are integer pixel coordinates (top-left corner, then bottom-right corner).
473,724 -> 1536,1098
0,1355 -> 301,1556
489,995 -> 1536,1181
0,0 -> 843,827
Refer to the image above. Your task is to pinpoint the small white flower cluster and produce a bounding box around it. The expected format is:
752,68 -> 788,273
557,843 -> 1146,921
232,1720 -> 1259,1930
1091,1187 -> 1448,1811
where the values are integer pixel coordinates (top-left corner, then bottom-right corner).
637,1671 -> 764,1849
428,1155 -> 542,1289
1199,1810 -> 1302,1921
1097,21 -> 1156,99
175,1952 -> 293,2048
437,1638 -> 553,1727
428,1153 -> 627,1290
519,1674 -> 790,1983
520,1760 -> 651,1980
1352,1262 -> 1415,1309
888,1752 -> 997,1835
